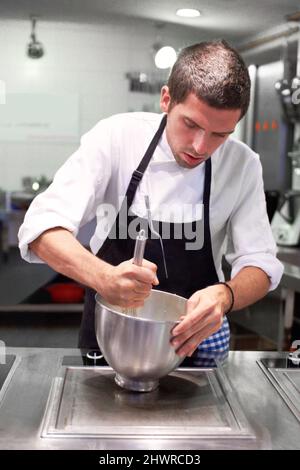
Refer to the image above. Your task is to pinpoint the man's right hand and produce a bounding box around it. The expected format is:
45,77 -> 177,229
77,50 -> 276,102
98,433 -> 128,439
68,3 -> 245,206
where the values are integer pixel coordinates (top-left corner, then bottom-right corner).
98,259 -> 159,308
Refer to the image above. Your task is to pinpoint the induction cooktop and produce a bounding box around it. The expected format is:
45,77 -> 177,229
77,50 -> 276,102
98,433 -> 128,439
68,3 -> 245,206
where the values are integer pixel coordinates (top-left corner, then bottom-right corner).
41,360 -> 257,448
257,356 -> 300,423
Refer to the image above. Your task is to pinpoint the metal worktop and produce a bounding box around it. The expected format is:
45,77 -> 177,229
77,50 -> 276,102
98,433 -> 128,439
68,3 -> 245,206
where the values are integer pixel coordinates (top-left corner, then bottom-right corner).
0,348 -> 299,450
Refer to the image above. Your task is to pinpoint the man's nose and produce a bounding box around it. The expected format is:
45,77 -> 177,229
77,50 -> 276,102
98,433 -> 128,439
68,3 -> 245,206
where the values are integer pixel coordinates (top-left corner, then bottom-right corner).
192,130 -> 209,155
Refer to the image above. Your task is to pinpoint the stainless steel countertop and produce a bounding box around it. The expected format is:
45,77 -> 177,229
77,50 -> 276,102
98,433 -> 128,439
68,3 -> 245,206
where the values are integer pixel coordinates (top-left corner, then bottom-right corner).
0,348 -> 299,450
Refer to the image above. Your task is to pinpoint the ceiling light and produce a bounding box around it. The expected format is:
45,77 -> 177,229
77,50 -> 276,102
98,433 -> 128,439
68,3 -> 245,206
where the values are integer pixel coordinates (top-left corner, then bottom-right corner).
32,182 -> 40,191
176,8 -> 201,18
154,46 -> 177,69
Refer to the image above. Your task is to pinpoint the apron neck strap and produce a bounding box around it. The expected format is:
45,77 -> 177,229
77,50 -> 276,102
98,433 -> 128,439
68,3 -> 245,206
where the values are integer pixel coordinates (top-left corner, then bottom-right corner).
203,157 -> 212,206
124,113 -> 212,212
125,114 -> 167,208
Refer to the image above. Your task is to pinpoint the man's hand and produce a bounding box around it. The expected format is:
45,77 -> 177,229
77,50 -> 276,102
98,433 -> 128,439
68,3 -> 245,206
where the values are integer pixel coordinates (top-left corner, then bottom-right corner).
171,284 -> 231,357
98,258 -> 159,308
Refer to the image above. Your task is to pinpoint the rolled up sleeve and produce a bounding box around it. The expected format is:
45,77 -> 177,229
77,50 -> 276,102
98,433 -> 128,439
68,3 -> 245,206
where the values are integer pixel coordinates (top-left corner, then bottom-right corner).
225,154 -> 283,291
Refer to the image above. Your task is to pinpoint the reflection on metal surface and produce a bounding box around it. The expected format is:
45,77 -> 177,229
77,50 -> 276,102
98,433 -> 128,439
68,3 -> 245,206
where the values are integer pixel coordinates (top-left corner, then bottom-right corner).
86,350 -> 103,361
257,357 -> 300,422
115,372 -> 159,393
0,355 -> 20,405
41,364 -> 256,443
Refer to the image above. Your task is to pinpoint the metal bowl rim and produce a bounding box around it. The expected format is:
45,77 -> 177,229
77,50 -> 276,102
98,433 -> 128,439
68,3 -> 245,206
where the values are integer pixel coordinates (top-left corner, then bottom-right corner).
95,289 -> 187,325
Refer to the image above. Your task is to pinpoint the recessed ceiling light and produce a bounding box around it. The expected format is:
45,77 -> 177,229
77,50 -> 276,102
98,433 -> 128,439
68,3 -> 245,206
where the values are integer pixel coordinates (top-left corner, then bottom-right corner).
154,46 -> 177,69
176,8 -> 201,18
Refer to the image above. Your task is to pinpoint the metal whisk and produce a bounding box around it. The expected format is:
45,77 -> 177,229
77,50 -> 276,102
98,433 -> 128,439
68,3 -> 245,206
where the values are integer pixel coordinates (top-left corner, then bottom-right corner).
124,229 -> 147,316
144,195 -> 168,280
132,228 -> 147,268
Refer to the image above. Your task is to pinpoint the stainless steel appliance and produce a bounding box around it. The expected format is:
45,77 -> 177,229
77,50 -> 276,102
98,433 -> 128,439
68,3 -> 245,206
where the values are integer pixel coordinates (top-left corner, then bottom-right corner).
271,38 -> 300,245
257,356 -> 300,422
272,145 -> 300,245
41,362 -> 256,444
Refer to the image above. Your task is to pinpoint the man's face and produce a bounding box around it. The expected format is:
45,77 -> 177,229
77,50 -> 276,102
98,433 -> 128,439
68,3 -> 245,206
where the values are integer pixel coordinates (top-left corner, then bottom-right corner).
160,87 -> 241,169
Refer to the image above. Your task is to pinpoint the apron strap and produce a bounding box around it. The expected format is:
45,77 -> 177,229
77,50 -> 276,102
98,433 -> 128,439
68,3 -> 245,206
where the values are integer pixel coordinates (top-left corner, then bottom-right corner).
203,157 -> 212,229
126,114 -> 167,208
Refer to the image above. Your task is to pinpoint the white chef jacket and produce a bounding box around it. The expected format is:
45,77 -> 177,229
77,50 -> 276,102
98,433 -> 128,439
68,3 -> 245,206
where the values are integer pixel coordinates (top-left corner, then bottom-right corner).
18,112 -> 283,291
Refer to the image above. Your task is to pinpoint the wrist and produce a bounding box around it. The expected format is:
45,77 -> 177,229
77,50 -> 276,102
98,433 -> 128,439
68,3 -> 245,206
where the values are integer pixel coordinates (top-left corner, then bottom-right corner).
214,282 -> 234,314
92,257 -> 112,294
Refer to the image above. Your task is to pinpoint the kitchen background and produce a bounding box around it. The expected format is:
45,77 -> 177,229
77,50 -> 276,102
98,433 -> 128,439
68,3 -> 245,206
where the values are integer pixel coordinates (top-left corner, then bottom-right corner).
1,0 -> 300,350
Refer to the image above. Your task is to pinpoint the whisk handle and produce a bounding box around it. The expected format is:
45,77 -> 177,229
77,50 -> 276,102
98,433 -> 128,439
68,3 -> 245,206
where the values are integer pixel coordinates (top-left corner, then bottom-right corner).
133,229 -> 147,266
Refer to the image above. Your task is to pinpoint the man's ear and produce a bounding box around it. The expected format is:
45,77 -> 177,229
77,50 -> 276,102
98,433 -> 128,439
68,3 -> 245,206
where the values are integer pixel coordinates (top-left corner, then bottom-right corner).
160,86 -> 171,113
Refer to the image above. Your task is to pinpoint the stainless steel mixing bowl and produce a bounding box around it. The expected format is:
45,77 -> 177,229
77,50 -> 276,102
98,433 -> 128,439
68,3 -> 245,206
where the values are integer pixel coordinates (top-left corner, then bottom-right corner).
95,289 -> 187,392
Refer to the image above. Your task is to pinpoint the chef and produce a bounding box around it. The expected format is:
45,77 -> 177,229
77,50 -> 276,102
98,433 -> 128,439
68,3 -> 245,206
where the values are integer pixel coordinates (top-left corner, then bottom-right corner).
18,40 -> 283,359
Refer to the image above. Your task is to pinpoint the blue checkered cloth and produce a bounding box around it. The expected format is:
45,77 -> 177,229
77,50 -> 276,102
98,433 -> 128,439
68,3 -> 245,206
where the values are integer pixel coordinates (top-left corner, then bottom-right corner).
197,316 -> 230,352
191,316 -> 230,367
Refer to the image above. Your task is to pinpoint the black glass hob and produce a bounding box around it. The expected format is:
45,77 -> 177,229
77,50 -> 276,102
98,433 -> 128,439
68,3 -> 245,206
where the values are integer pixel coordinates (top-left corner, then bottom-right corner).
62,349 -> 223,368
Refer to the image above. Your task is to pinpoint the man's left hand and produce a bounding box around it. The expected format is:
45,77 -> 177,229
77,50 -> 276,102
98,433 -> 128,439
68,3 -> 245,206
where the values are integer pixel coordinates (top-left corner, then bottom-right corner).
171,284 -> 231,357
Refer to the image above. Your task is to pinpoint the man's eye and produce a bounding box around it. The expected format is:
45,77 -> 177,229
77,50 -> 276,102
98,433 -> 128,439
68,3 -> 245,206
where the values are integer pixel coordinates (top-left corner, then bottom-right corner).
212,133 -> 227,139
184,119 -> 196,128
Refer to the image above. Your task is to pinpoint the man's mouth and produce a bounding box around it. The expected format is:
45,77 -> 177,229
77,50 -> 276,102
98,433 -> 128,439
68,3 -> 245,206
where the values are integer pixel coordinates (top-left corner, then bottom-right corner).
182,152 -> 206,164
186,152 -> 203,160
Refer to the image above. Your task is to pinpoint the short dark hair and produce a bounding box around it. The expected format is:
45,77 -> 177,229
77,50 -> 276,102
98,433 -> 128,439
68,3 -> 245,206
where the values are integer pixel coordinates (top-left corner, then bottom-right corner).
167,40 -> 250,119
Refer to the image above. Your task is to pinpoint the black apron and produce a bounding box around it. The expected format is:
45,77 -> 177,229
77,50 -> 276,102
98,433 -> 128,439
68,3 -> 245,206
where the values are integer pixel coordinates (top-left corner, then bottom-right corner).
79,114 -> 224,351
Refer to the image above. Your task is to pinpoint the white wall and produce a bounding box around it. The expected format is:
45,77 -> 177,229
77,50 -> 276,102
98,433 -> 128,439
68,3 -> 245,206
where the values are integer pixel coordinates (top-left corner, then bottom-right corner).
0,18 -> 200,190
